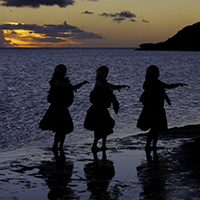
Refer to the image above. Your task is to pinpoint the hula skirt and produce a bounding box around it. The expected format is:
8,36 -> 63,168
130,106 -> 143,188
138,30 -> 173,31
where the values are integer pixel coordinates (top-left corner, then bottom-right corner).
137,105 -> 167,132
84,105 -> 115,135
39,104 -> 73,134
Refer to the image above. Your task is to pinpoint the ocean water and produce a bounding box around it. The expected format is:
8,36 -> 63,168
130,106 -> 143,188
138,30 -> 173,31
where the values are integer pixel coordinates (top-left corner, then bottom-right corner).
1,48 -> 200,152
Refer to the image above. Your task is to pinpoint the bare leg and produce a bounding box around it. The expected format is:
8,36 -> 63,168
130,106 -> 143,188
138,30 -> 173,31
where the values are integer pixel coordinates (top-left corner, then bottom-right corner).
102,135 -> 107,150
59,133 -> 66,151
53,132 -> 60,151
102,149 -> 107,160
53,131 -> 66,151
145,130 -> 159,151
92,131 -> 100,152
145,130 -> 154,151
93,131 -> 99,146
153,131 -> 159,150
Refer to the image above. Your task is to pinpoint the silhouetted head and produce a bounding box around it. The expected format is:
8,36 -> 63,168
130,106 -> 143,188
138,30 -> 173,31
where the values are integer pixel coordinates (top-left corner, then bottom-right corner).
146,65 -> 159,80
54,64 -> 67,79
49,64 -> 67,85
96,66 -> 109,81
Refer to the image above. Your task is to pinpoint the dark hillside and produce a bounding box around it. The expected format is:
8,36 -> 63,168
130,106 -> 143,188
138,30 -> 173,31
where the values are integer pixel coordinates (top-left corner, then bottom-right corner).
138,22 -> 200,51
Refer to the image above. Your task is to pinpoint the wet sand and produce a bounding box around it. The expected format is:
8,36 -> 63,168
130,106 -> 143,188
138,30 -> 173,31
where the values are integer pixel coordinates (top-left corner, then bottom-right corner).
0,124 -> 200,200
137,124 -> 200,200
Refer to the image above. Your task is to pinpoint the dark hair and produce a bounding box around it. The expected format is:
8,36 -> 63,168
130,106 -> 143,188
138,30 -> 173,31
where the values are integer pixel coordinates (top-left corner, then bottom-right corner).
96,66 -> 109,80
50,64 -> 67,85
146,65 -> 159,80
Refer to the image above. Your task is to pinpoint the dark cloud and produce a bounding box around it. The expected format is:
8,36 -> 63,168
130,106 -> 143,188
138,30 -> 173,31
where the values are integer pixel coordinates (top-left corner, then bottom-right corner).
0,0 -> 99,8
118,11 -> 136,18
142,19 -> 149,23
1,0 -> 75,8
0,21 -> 103,40
82,10 -> 94,15
34,37 -> 66,43
113,17 -> 126,23
99,12 -> 118,18
71,32 -> 102,39
130,19 -> 136,22
0,30 -> 13,47
99,10 -> 136,23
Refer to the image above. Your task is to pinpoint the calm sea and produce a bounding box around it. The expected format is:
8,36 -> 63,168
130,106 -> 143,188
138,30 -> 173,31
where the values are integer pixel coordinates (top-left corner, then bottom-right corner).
1,48 -> 200,151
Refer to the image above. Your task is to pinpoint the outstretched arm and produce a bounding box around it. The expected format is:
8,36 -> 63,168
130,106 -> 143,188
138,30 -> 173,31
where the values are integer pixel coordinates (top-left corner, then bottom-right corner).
115,85 -> 130,91
72,80 -> 89,91
96,80 -> 130,91
162,82 -> 187,89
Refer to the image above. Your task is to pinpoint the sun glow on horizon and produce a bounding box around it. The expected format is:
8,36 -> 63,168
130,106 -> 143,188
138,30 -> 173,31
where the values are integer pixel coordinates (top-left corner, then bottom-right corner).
3,22 -> 20,25
3,28 -> 81,48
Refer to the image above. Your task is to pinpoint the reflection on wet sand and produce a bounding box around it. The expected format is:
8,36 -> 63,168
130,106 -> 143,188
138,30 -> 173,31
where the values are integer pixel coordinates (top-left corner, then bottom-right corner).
38,150 -> 77,200
84,150 -> 115,200
137,151 -> 170,200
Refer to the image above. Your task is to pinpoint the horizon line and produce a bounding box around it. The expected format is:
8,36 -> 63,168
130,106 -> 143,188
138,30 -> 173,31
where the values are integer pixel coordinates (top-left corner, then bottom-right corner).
0,47 -> 138,49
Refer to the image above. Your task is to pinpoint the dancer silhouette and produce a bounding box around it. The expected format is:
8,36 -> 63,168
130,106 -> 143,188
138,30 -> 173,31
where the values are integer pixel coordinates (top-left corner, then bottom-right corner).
137,65 -> 187,154
39,64 -> 88,151
84,66 -> 130,152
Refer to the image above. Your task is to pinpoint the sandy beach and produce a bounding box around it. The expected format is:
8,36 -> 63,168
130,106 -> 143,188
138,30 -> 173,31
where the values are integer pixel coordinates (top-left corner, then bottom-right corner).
0,124 -> 200,200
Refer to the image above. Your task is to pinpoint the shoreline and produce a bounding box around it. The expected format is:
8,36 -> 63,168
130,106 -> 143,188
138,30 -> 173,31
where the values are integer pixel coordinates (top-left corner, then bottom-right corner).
0,124 -> 200,200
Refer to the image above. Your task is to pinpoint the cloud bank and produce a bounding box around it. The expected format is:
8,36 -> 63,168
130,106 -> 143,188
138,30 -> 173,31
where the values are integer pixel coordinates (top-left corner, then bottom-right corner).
98,10 -> 149,23
0,21 -> 103,47
99,10 -> 137,23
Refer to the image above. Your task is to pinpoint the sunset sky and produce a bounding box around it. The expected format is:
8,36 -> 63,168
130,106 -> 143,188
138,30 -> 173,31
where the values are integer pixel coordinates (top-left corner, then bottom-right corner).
0,0 -> 200,48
